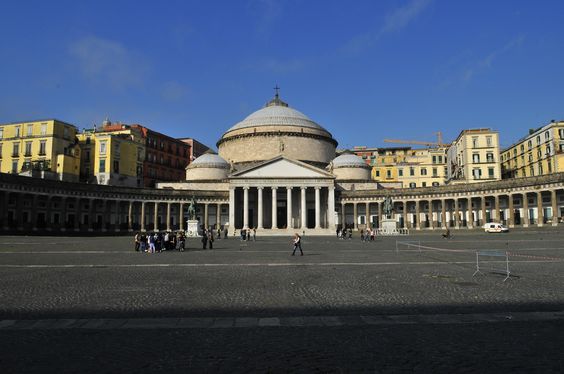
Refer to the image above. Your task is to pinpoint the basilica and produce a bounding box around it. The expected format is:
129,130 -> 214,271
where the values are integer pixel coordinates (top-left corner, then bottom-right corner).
0,94 -> 563,235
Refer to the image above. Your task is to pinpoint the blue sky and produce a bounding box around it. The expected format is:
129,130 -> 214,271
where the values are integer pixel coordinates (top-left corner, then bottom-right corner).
1,0 -> 564,150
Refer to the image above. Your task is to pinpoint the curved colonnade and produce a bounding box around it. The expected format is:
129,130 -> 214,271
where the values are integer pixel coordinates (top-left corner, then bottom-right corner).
0,172 -> 563,234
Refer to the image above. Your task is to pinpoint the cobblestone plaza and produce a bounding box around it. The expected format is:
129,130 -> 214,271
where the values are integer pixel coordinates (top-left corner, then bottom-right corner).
1,229 -> 563,372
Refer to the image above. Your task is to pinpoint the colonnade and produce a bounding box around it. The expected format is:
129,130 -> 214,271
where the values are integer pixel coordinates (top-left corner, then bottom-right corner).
339,189 -> 562,230
228,184 -> 335,232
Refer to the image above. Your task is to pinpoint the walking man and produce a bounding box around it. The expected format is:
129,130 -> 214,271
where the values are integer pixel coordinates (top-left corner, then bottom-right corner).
291,233 -> 303,256
201,229 -> 208,249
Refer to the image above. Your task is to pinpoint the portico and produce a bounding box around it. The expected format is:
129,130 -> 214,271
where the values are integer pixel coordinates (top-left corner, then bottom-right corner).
228,156 -> 336,234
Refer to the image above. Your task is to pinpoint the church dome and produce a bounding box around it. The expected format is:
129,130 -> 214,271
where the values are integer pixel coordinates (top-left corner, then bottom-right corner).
185,153 -> 229,181
331,154 -> 369,168
217,92 -> 337,168
330,153 -> 371,180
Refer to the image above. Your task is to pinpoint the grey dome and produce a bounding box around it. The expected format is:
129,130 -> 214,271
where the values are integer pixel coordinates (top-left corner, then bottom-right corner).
224,96 -> 330,134
188,153 -> 229,169
332,154 -> 369,168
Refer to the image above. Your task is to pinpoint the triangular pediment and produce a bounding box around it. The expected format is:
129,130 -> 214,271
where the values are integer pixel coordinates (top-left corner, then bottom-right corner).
230,156 -> 334,179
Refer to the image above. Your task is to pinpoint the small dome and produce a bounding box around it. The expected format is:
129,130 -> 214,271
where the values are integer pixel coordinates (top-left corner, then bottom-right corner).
332,154 -> 369,168
188,153 -> 229,169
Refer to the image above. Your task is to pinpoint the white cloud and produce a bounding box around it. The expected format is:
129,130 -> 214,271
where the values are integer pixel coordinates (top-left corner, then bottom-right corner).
344,0 -> 432,53
69,36 -> 148,90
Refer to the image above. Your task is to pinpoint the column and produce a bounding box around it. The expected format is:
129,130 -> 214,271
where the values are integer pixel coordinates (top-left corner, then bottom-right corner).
454,198 -> 460,229
494,195 -> 500,223
153,201 -> 159,231
353,202 -> 358,230
415,200 -> 420,230
315,187 -> 321,229
179,203 -> 184,231
166,202 -> 171,231
89,199 -> 97,231
257,187 -> 264,229
551,190 -> 558,226
537,191 -> 544,227
128,201 -> 133,231
204,203 -> 209,229
403,201 -> 408,229
508,194 -> 515,228
377,202 -> 383,229
327,185 -> 336,230
216,203 -> 222,229
522,193 -> 529,227
341,202 -> 346,228
365,202 -> 371,229
481,196 -> 487,226
300,187 -> 307,230
229,187 -> 236,232
429,200 -> 434,229
467,197 -> 473,229
243,187 -> 249,229
271,187 -> 277,229
441,199 -> 446,228
287,187 -> 293,229
140,201 -> 146,232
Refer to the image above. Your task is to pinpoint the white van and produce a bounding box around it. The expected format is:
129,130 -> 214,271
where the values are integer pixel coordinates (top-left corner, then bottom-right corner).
483,223 -> 509,233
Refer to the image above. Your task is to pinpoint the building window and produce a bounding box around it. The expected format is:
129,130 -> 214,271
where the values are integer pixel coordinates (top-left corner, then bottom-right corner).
545,131 -> 550,140
63,127 -> 70,139
410,167 -> 415,176
536,135 -> 541,145
528,140 -> 532,149
530,166 -> 534,176
486,153 -> 494,162
432,156 -> 437,163
39,140 -> 46,155
99,159 -> 106,173
40,123 -> 47,135
26,124 -> 33,136
12,160 -> 18,173
386,170 -> 392,178
472,168 -> 481,179
99,141 -> 107,155
15,126 -> 21,138
398,169 -> 403,177
432,182 -> 439,187
546,145 -> 551,155
422,182 -> 427,187
375,170 -> 380,177
0,127 -> 3,139
548,161 -> 552,173
0,143 -> 2,157
432,168 -> 437,177
113,160 -> 119,173
24,141 -> 32,156
488,167 -> 494,178
472,137 -> 478,148
559,129 -> 564,139
114,143 -> 120,157
472,153 -> 480,163
539,163 -> 543,175
421,168 -> 427,176
486,136 -> 492,147
12,143 -> 19,156
409,182 -> 416,188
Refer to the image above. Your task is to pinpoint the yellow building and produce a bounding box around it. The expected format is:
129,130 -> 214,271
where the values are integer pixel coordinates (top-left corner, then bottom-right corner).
352,146 -> 448,188
77,127 -> 145,187
446,128 -> 501,184
501,120 -> 564,179
0,119 -> 80,181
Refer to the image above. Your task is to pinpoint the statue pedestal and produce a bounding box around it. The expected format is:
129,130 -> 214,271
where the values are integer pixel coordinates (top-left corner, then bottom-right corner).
186,220 -> 200,237
381,218 -> 397,234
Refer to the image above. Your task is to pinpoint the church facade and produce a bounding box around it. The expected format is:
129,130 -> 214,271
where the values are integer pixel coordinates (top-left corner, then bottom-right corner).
1,94 -> 563,235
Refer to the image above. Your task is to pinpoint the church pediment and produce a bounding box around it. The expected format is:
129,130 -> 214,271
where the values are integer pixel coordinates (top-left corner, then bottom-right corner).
230,156 -> 334,179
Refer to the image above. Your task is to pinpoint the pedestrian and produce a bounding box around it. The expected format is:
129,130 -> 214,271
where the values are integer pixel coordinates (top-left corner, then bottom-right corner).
348,228 -> 352,240
156,232 -> 163,252
253,227 -> 257,241
201,229 -> 208,249
360,229 -> 364,242
224,227 -> 228,239
134,232 -> 140,251
208,229 -> 214,249
370,228 -> 375,241
177,231 -> 185,251
139,232 -> 147,252
336,228 -> 340,238
148,233 -> 156,253
291,233 -> 303,256
241,228 -> 246,241
164,231 -> 170,250
217,227 -> 221,240
170,231 -> 177,250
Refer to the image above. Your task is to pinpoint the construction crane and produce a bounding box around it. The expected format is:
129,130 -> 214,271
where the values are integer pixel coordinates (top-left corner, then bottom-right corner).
384,131 -> 449,147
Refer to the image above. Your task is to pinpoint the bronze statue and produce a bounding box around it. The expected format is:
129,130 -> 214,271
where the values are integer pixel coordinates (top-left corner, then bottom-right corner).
383,196 -> 393,219
187,196 -> 196,220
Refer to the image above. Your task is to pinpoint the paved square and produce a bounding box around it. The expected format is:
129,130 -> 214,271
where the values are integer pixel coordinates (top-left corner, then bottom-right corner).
1,228 -> 563,372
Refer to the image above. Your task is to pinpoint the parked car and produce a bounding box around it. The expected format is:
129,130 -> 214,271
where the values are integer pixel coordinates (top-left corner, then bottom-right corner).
483,222 -> 509,233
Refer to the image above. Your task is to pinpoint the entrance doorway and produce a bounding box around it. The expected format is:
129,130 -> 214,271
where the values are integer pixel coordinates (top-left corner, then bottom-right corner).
277,206 -> 286,229
307,209 -> 315,228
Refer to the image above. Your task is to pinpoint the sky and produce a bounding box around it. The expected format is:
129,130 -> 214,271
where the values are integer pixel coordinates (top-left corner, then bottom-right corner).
1,0 -> 564,150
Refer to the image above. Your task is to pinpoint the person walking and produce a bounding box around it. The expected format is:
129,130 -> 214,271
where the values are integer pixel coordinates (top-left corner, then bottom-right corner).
291,233 -> 303,256
177,231 -> 185,251
217,227 -> 221,240
208,229 -> 214,249
139,232 -> 147,252
253,227 -> 257,241
148,233 -> 156,254
360,229 -> 364,242
201,229 -> 208,249
134,232 -> 140,252
164,231 -> 170,250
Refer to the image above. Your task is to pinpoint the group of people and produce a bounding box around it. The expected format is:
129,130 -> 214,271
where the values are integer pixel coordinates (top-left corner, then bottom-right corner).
235,228 -> 257,241
337,227 -> 377,241
134,231 -> 186,253
201,228 -> 216,249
